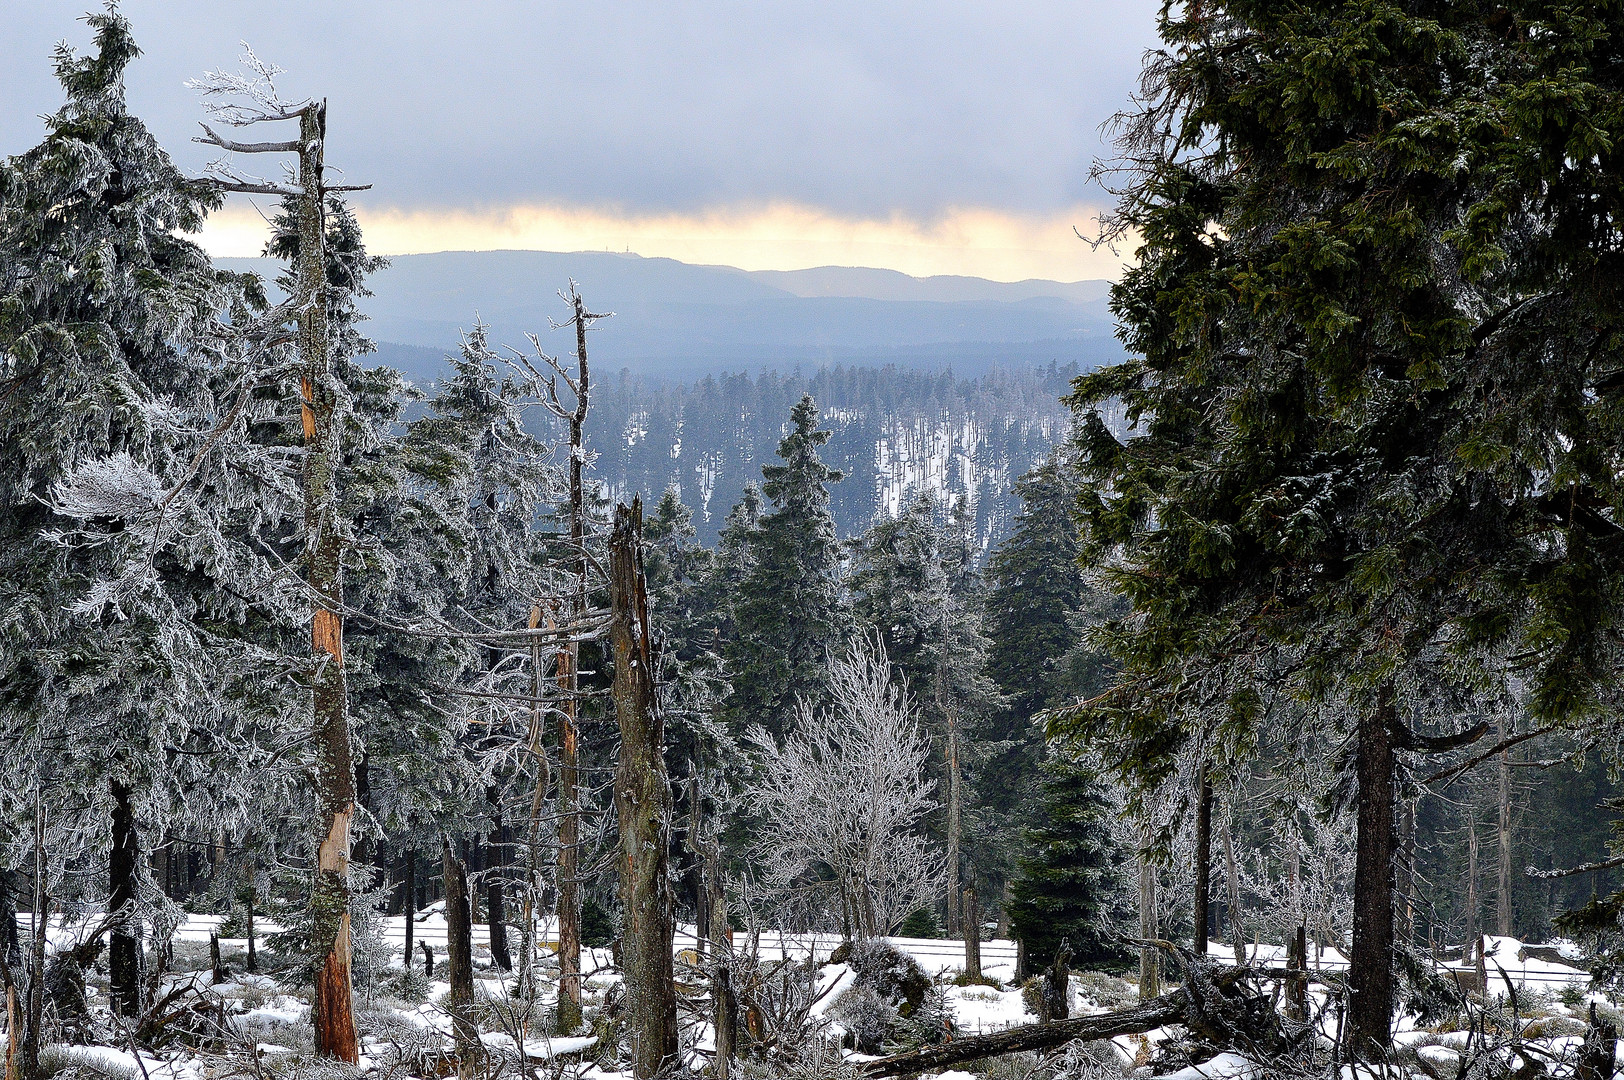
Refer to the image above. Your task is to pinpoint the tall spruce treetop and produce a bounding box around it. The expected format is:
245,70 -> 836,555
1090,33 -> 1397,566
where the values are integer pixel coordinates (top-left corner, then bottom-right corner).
724,394 -> 846,736
985,459 -> 1092,728
1060,0 -> 1533,1053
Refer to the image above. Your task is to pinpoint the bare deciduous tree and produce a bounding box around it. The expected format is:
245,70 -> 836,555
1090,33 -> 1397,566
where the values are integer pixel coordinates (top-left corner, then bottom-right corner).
745,638 -> 943,938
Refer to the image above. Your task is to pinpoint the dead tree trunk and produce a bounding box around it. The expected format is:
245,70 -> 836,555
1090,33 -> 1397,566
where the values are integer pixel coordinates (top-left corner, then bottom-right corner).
1466,822 -> 1480,959
22,789 -> 45,1080
963,884 -> 982,981
1194,767 -> 1211,955
243,858 -> 258,973
610,499 -> 679,1080
108,777 -> 140,1016
713,962 -> 738,1080
547,291 -> 601,1032
521,605 -> 553,1004
1138,855 -> 1160,997
1347,684 -> 1397,1057
282,101 -> 361,1065
442,842 -> 479,1080
939,649 -> 962,936
1223,815 -> 1245,964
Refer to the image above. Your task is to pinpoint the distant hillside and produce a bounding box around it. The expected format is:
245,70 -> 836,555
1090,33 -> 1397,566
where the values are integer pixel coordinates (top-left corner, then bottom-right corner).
216,249 -> 1122,381
217,250 -> 1124,544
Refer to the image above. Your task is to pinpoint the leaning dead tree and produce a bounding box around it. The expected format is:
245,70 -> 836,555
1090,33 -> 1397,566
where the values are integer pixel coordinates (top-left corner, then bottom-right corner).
609,499 -> 679,1079
191,47 -> 370,1063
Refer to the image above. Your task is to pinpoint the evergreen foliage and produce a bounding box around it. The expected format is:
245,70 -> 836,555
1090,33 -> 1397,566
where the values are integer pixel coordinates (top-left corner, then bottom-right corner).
724,394 -> 847,736
1006,754 -> 1131,969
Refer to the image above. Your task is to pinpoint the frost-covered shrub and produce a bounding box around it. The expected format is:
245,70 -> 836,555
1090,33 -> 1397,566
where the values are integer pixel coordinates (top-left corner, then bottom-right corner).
843,939 -> 929,1016
831,986 -> 895,1054
1075,970 -> 1133,1010
38,1047 -> 138,1080
1051,1038 -> 1125,1080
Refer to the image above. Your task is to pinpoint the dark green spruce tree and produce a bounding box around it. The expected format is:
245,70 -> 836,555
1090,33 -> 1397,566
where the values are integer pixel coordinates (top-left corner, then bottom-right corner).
1007,753 -> 1130,969
1058,0 -> 1558,1054
723,394 -> 847,736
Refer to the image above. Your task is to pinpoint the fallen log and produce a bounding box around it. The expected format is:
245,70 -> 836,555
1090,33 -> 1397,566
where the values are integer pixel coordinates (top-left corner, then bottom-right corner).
858,991 -> 1185,1077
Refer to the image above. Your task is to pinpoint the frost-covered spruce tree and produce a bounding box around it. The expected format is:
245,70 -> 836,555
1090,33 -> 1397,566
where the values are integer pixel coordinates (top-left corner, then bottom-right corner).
0,9 -> 258,1020
724,395 -> 848,737
849,493 -> 1000,931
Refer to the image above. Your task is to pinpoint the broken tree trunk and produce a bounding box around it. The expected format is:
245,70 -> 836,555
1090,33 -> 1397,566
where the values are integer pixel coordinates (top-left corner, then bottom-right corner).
442,842 -> 479,1080
963,884 -> 982,981
1577,1002 -> 1619,1080
1138,855 -> 1160,997
610,499 -> 679,1080
1223,815 -> 1245,964
861,991 -> 1185,1077
290,100 -> 360,1065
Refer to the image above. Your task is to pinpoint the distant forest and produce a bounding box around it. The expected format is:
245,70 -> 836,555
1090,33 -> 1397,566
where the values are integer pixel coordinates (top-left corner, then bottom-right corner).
584,362 -> 1088,548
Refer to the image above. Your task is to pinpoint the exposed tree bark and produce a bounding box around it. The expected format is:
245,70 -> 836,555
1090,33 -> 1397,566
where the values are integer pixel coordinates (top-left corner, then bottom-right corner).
610,499 -> 679,1080
1194,767 -> 1211,954
712,961 -> 738,1080
861,990 -> 1186,1077
1138,855 -> 1160,997
1285,924 -> 1307,1021
244,858 -> 257,973
108,777 -> 140,1016
420,940 -> 433,977
285,100 -> 359,1065
706,836 -> 730,949
690,763 -> 710,955
1466,823 -> 1480,958
1223,816 -> 1244,964
963,884 -> 982,981
1040,940 -> 1071,1021
442,841 -> 479,1080
1496,711 -> 1513,938
1347,684 -> 1397,1056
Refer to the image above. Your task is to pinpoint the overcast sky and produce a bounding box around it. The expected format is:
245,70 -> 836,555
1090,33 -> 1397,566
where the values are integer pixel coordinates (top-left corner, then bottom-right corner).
2,2 -> 1160,279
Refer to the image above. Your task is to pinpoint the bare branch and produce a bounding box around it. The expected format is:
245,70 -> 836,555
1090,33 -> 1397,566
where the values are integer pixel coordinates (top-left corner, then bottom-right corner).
194,122 -> 299,154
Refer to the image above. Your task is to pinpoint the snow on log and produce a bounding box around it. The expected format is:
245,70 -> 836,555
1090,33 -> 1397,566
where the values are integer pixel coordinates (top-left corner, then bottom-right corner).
858,990 -> 1185,1077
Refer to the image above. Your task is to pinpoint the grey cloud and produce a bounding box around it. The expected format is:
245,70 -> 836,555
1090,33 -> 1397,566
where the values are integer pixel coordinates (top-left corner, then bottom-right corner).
1,1 -> 1159,217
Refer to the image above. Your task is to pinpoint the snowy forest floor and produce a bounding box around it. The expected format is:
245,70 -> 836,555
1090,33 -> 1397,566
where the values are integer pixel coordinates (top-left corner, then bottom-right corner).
4,913 -> 1615,1080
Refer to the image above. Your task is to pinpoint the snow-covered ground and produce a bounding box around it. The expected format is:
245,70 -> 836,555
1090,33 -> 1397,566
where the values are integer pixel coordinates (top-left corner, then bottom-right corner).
4,917 -> 1610,1080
